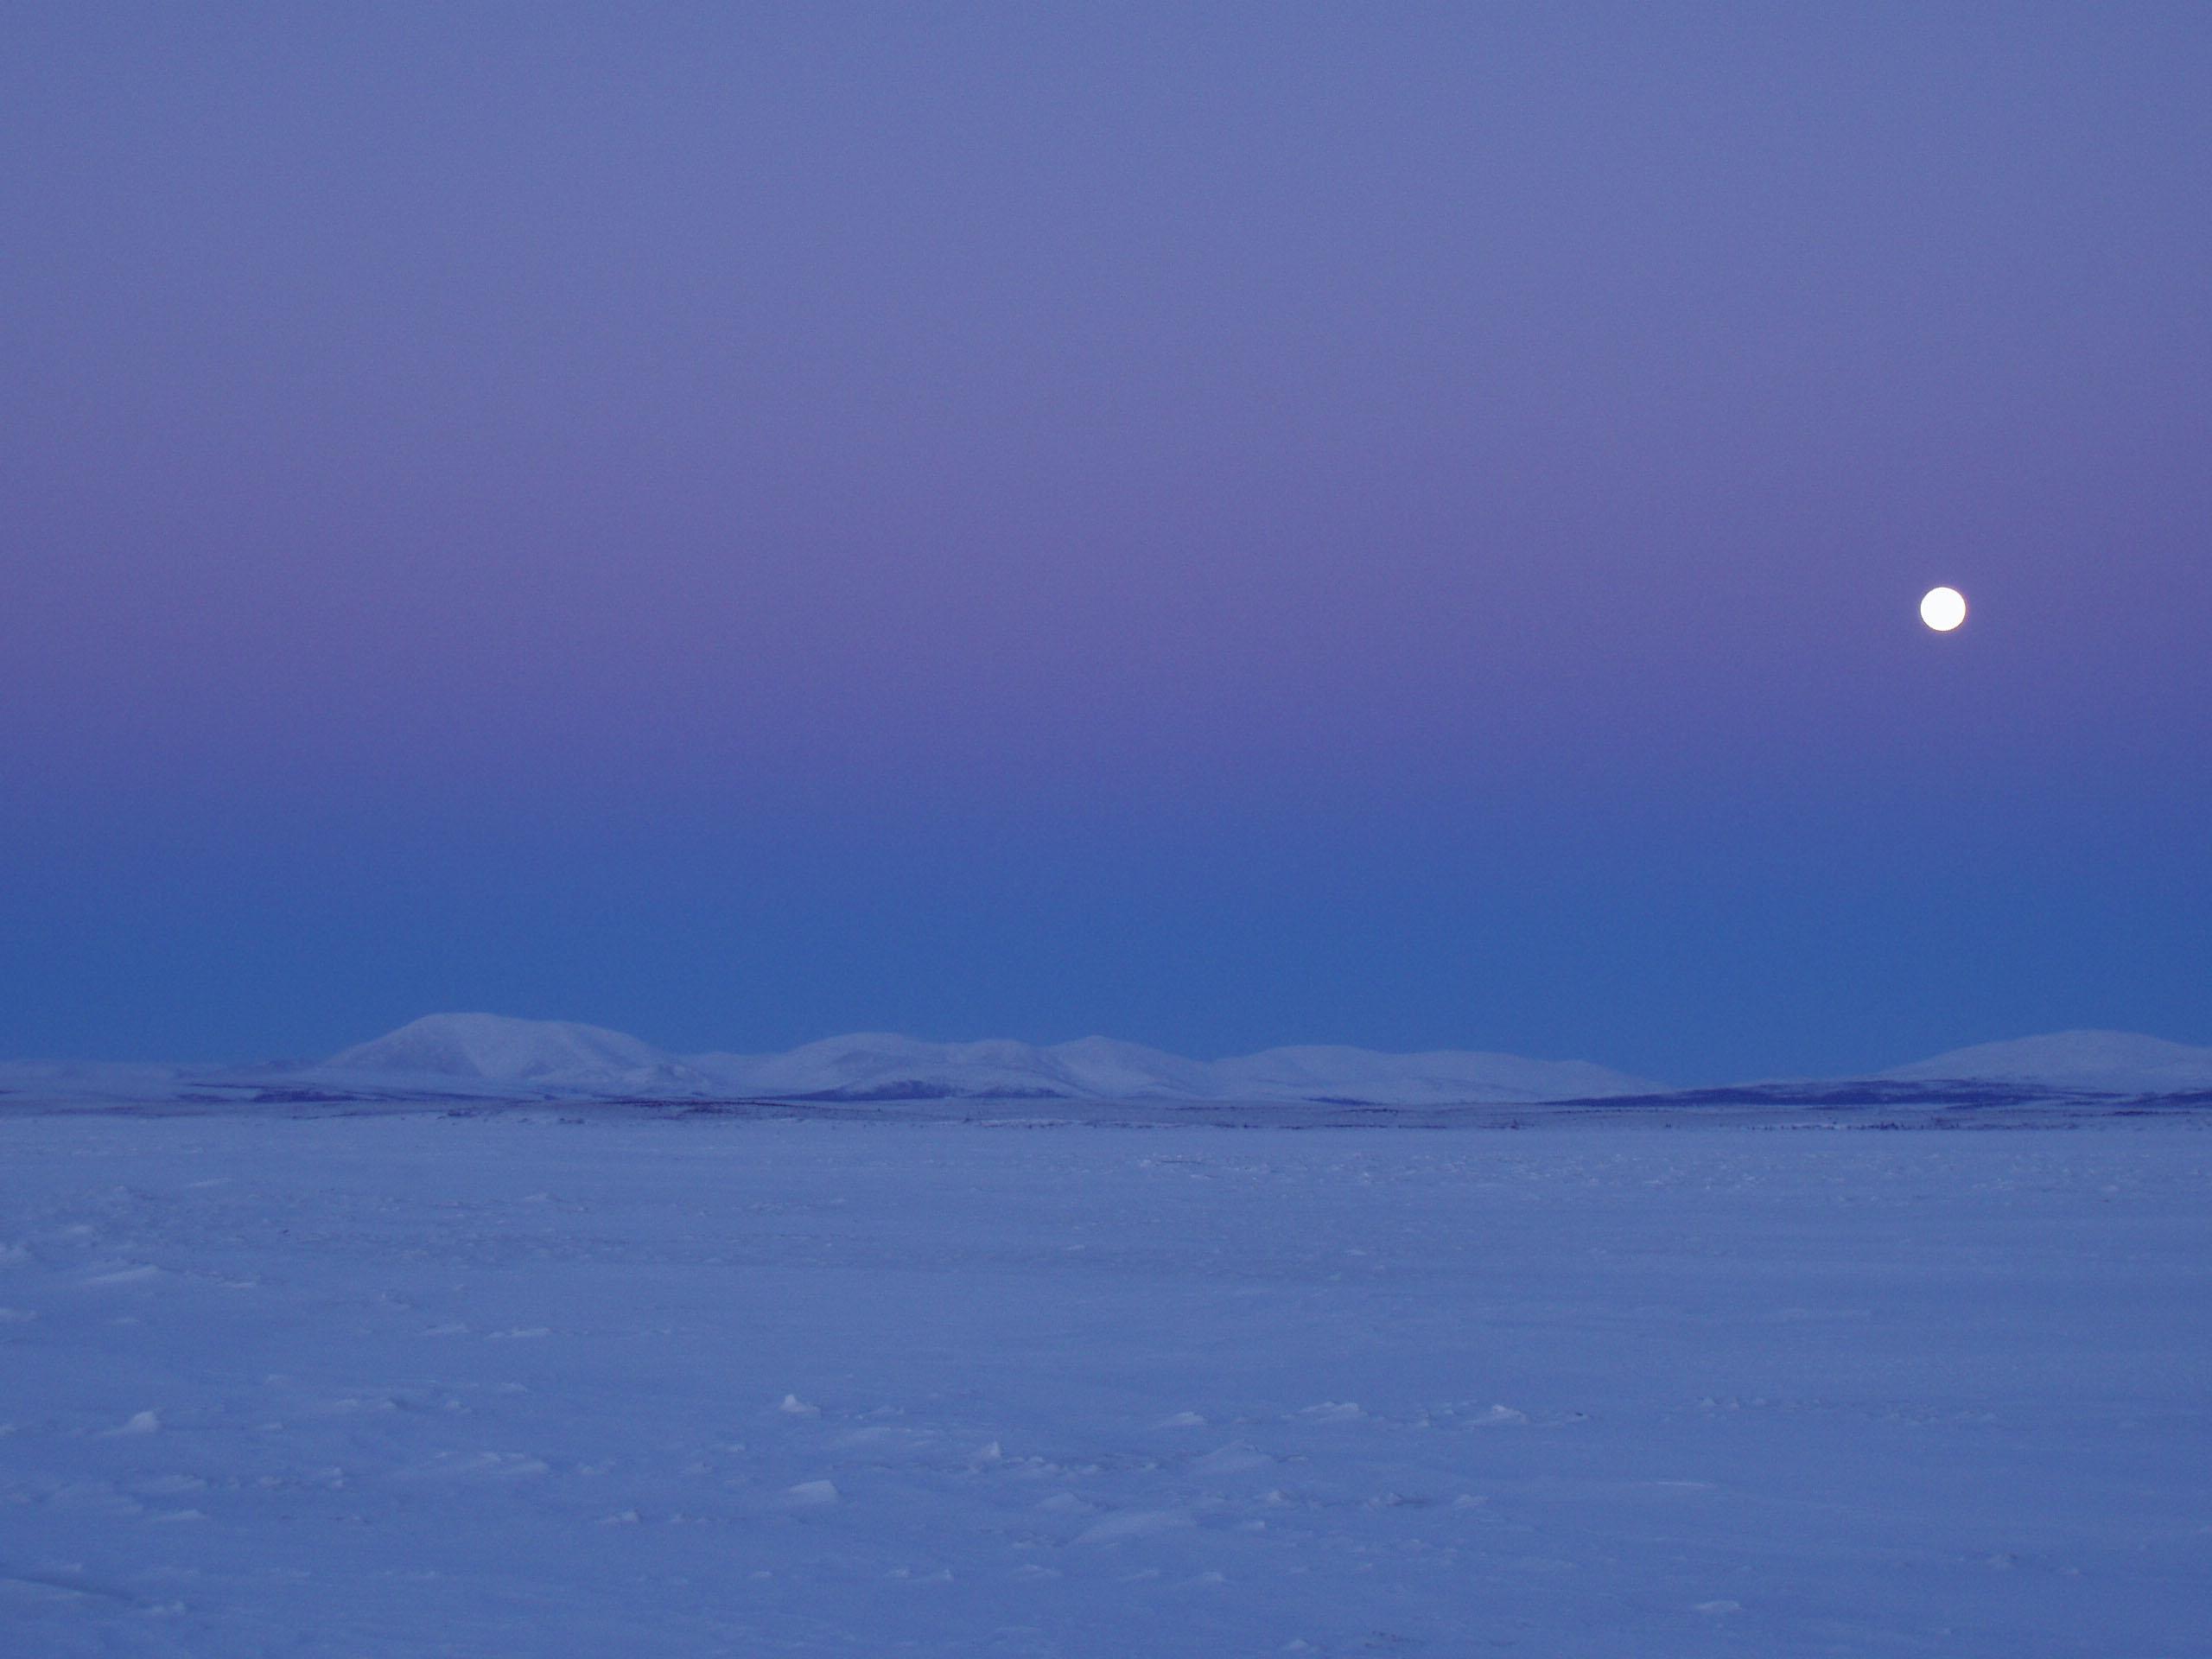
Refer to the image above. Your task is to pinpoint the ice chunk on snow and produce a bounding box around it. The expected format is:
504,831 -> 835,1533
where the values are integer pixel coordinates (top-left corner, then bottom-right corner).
1073,1508 -> 1195,1545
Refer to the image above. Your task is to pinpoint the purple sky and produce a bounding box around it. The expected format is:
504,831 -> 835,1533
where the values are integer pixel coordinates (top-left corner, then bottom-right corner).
4,4 -> 2208,1078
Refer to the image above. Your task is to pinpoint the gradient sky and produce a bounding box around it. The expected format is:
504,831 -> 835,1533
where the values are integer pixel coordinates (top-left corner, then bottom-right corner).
5,3 -> 2208,1081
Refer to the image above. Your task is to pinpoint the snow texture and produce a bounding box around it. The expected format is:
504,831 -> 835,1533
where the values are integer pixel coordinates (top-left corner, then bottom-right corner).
0,1109 -> 2205,1656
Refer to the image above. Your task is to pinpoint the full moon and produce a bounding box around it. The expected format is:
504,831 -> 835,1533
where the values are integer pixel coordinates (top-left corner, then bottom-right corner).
1919,586 -> 1967,632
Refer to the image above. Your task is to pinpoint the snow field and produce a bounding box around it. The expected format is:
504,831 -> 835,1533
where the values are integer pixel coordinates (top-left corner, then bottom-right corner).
1,1115 -> 2207,1656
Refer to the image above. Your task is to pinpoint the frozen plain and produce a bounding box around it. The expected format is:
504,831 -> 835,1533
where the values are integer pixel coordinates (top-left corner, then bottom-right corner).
2,1110 -> 2207,1658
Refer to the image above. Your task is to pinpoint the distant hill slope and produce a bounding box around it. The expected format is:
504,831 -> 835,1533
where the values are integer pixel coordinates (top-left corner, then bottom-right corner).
689,1034 -> 1220,1102
692,1033 -> 1659,1104
1215,1046 -> 1656,1106
312,1015 -> 1662,1104
0,1060 -> 203,1102
10,1019 -> 2209,1109
1882,1030 -> 2212,1096
321,1014 -> 719,1096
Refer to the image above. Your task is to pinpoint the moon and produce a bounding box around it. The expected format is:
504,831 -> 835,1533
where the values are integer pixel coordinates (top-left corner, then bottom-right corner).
1919,586 -> 1967,632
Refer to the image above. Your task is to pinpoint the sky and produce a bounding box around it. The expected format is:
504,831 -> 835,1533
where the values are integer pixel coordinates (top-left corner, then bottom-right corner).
4,3 -> 2208,1082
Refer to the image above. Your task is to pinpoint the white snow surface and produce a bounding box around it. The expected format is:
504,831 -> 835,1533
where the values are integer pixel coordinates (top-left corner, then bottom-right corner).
1882,1028 -> 2212,1094
2,1112 -> 2207,1656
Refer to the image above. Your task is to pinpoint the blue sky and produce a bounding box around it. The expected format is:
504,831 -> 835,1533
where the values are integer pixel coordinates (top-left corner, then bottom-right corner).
4,3 -> 2207,1078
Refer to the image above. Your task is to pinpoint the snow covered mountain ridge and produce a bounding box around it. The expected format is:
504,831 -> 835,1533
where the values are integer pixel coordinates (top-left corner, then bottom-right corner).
315,1015 -> 1665,1105
3,1018 -> 2209,1108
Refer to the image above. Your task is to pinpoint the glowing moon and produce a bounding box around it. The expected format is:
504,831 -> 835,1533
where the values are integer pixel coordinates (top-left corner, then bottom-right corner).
1919,586 -> 1967,632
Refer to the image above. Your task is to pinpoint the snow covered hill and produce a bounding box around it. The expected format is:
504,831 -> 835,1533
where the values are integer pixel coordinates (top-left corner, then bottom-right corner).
280,1016 -> 1662,1105
10,1017 -> 2211,1109
1883,1030 -> 2212,1096
317,1014 -> 721,1097
692,1033 -> 1656,1104
690,1034 -> 1219,1102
